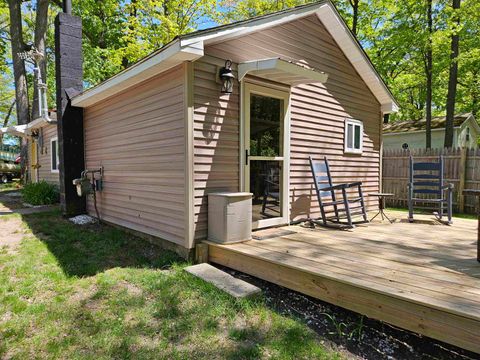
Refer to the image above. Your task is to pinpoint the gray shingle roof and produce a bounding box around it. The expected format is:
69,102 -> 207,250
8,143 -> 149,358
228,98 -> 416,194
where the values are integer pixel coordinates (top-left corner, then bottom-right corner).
383,113 -> 474,133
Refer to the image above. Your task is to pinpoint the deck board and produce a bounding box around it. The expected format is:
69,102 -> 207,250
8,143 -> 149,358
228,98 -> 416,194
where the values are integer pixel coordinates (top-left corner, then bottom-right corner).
207,211 -> 480,353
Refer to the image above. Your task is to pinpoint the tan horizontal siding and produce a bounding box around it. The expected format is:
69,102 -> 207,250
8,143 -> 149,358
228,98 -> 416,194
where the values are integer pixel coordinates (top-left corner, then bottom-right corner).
35,124 -> 59,185
84,65 -> 187,246
198,13 -> 381,228
193,56 -> 240,240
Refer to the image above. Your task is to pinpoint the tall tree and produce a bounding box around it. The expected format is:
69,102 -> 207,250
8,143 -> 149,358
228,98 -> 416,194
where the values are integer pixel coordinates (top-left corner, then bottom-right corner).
7,0 -> 29,125
444,0 -> 461,148
425,0 -> 433,148
31,0 -> 49,119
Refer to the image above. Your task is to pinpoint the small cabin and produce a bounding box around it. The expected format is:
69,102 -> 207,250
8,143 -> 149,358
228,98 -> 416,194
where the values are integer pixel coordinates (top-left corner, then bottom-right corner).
1,112 -> 59,185
383,113 -> 479,150
68,0 -> 397,256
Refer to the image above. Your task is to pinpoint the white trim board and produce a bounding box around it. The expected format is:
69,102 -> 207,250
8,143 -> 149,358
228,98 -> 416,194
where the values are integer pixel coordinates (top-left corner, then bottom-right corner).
71,0 -> 397,113
72,41 -> 204,107
238,58 -> 328,85
242,81 -> 291,229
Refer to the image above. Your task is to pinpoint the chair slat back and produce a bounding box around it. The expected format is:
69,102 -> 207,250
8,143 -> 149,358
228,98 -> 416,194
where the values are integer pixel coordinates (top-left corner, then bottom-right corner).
409,155 -> 444,197
309,156 -> 334,198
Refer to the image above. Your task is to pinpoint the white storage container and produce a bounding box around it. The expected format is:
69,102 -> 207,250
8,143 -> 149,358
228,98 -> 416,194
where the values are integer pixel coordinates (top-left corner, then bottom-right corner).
208,192 -> 253,244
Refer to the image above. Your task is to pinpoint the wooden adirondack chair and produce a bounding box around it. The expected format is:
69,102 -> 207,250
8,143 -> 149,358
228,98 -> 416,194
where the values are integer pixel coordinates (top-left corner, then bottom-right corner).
309,156 -> 368,228
408,155 -> 453,224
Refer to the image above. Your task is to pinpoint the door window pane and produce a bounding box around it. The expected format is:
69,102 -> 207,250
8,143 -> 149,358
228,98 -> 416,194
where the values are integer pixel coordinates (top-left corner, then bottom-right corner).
250,94 -> 282,157
250,160 -> 282,221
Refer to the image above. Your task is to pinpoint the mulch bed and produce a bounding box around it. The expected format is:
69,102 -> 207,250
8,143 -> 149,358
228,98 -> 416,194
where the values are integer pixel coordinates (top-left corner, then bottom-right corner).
216,264 -> 480,360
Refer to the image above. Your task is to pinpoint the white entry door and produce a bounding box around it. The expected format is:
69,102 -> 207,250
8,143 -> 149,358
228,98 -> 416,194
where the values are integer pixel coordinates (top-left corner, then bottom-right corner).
243,82 -> 290,229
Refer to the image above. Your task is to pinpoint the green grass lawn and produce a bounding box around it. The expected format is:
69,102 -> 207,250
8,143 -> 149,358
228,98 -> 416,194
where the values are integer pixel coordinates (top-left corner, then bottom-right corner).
0,180 -> 21,192
0,211 -> 343,360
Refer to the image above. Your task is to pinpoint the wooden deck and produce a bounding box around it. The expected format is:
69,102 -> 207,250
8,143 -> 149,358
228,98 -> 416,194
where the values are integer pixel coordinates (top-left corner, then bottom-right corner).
207,211 -> 480,354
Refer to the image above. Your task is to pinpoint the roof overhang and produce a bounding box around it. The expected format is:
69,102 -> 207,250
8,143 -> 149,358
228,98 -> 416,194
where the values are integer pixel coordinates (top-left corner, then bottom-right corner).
71,0 -> 398,113
0,116 -> 57,138
238,58 -> 328,86
72,40 -> 204,107
383,127 -> 461,136
315,4 -> 398,113
461,113 -> 480,133
26,116 -> 57,131
1,124 -> 27,137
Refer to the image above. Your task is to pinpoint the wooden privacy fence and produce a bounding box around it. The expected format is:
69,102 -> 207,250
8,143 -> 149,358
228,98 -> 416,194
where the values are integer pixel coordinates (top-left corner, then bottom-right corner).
382,147 -> 480,213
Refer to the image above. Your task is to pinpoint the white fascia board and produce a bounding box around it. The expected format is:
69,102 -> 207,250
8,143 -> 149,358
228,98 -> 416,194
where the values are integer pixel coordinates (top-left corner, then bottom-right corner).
316,3 -> 398,113
180,4 -> 321,47
464,114 -> 480,133
238,58 -> 328,83
26,117 -> 57,131
2,124 -> 27,137
72,40 -> 204,108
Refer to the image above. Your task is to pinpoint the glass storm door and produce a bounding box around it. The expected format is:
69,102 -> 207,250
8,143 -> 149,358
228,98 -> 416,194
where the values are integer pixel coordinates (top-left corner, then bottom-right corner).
244,83 -> 290,229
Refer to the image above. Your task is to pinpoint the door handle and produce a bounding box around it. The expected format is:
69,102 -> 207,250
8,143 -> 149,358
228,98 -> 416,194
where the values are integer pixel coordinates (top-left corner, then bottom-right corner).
245,149 -> 249,165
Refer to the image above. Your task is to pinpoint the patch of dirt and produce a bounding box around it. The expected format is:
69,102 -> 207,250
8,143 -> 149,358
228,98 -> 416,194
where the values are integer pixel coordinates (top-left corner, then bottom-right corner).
0,191 -> 24,211
67,284 -> 106,313
113,280 -> 143,297
0,217 -> 25,254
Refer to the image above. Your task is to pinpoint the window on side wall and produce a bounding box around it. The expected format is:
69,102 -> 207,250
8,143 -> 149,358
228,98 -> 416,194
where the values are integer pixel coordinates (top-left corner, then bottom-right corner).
51,138 -> 59,173
344,119 -> 363,154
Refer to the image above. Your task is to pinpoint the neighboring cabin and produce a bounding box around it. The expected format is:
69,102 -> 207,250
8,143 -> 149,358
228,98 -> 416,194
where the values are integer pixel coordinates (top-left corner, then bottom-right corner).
383,113 -> 479,150
64,0 -> 397,256
1,111 -> 59,185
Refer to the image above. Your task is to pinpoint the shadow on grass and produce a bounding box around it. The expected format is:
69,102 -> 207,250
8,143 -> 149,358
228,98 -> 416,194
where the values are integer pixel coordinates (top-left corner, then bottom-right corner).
20,210 -> 181,277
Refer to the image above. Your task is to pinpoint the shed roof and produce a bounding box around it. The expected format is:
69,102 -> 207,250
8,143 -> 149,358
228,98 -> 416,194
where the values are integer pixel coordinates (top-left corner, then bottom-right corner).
383,113 -> 477,134
72,0 -> 398,113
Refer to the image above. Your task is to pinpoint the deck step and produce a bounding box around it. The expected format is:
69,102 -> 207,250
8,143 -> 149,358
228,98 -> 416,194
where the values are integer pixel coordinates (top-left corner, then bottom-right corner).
185,263 -> 261,299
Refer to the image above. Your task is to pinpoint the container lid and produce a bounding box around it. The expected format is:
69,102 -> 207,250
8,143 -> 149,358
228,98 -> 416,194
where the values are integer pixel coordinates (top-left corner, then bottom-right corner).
208,192 -> 253,198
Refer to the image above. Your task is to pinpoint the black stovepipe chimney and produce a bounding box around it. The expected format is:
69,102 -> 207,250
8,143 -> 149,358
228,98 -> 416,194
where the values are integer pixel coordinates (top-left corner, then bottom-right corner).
62,0 -> 72,14
55,0 -> 86,216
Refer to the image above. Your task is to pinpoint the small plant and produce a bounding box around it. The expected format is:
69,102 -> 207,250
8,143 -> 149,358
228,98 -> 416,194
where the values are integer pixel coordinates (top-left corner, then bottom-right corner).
322,312 -> 348,338
21,180 -> 59,205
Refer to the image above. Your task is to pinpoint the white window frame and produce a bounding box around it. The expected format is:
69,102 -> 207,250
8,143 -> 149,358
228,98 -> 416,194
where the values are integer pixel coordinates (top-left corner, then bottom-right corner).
50,137 -> 59,173
344,118 -> 364,154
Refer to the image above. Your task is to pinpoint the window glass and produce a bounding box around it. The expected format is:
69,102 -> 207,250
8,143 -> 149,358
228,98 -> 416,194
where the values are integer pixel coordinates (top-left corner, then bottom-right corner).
250,94 -> 282,157
347,124 -> 353,149
354,125 -> 361,149
51,140 -> 58,171
345,119 -> 363,153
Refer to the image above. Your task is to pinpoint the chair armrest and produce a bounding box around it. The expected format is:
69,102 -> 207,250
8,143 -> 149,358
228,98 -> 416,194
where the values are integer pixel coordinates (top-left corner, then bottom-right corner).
264,180 -> 277,186
322,183 -> 348,191
442,183 -> 454,190
345,181 -> 362,188
323,182 -> 362,191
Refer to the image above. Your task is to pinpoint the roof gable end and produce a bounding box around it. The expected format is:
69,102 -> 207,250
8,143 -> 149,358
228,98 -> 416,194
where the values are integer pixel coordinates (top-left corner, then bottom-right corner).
72,0 -> 397,112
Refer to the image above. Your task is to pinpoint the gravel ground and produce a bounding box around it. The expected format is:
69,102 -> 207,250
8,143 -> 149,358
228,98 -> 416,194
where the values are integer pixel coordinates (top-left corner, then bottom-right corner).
216,265 -> 480,360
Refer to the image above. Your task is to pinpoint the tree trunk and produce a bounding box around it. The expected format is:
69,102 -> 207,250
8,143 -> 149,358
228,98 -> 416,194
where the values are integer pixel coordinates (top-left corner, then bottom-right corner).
425,0 -> 433,149
0,100 -> 15,143
444,0 -> 461,149
349,0 -> 359,36
7,0 -> 30,125
31,0 -> 50,120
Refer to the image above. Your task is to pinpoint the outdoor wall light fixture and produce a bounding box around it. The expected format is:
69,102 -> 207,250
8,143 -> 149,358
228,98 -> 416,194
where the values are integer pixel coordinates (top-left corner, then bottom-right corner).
219,60 -> 235,93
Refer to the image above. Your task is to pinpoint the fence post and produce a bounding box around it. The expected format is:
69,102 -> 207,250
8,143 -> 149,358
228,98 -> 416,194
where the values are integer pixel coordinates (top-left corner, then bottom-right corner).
458,147 -> 467,213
